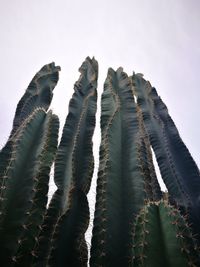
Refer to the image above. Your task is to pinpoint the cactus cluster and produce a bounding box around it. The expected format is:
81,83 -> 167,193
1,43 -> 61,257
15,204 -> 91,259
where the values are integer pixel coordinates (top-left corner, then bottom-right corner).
0,58 -> 199,266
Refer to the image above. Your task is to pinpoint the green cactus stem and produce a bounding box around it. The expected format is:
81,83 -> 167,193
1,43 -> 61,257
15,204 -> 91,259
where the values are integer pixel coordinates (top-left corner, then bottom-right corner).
90,68 -> 161,267
0,63 -> 60,194
0,108 -> 59,267
133,201 -> 199,267
15,111 -> 59,267
132,73 -> 200,241
35,57 -> 98,267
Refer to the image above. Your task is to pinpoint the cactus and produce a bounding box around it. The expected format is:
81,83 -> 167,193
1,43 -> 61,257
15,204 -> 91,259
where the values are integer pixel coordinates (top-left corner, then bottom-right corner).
132,74 -> 200,242
0,63 -> 60,191
133,201 -> 199,267
0,58 -> 200,267
90,68 -> 161,267
0,109 -> 59,266
0,62 -> 60,267
35,57 -> 98,267
90,68 -> 200,266
10,62 -> 60,138
0,57 -> 98,267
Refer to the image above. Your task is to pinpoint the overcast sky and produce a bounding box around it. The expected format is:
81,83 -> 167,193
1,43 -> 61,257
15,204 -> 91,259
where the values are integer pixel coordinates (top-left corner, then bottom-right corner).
0,0 -> 199,190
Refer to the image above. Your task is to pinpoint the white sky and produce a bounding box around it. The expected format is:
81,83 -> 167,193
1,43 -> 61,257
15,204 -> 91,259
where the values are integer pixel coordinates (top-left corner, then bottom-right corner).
0,0 -> 200,194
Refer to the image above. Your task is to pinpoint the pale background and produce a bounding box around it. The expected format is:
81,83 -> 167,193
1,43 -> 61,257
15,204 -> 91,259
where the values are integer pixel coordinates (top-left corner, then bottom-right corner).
0,0 -> 199,249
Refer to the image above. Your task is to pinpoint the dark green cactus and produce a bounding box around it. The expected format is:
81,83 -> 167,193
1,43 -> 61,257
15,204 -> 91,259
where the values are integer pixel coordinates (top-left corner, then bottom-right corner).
132,74 -> 200,241
0,63 -> 60,192
47,59 -> 97,267
133,201 -> 199,267
0,58 -> 200,267
90,68 -> 200,266
10,62 -> 60,138
0,62 -> 60,267
15,111 -> 59,267
0,58 -> 97,267
34,57 -> 98,267
0,109 -> 59,266
90,68 -> 161,267
132,74 -> 200,206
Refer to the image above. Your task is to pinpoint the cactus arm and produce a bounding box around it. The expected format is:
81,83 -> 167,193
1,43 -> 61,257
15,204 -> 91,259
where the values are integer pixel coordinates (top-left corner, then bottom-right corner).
54,57 -> 97,201
47,57 -> 97,267
133,201 -> 199,267
132,75 -> 190,207
90,68 -> 161,266
0,108 -> 52,265
0,63 -> 60,194
150,87 -> 200,205
12,111 -> 59,267
133,74 -> 200,241
35,57 -> 98,266
10,62 -> 60,137
136,105 -> 162,201
47,189 -> 89,267
149,87 -> 200,242
0,110 -> 59,267
34,193 -> 60,267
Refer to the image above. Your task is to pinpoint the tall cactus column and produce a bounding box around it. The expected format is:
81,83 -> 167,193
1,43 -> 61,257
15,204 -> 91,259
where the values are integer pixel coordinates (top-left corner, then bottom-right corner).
0,58 -> 200,267
90,68 -> 161,267
0,109 -> 59,267
35,57 -> 98,267
132,74 -> 200,242
0,62 -> 60,267
0,63 -> 60,192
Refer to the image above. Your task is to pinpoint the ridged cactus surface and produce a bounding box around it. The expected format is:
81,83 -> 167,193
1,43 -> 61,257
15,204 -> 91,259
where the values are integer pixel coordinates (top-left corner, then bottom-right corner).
0,109 -> 59,266
90,68 -> 161,267
35,57 -> 98,267
0,63 -> 60,191
0,58 -> 199,267
133,201 -> 199,267
132,74 -> 200,242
